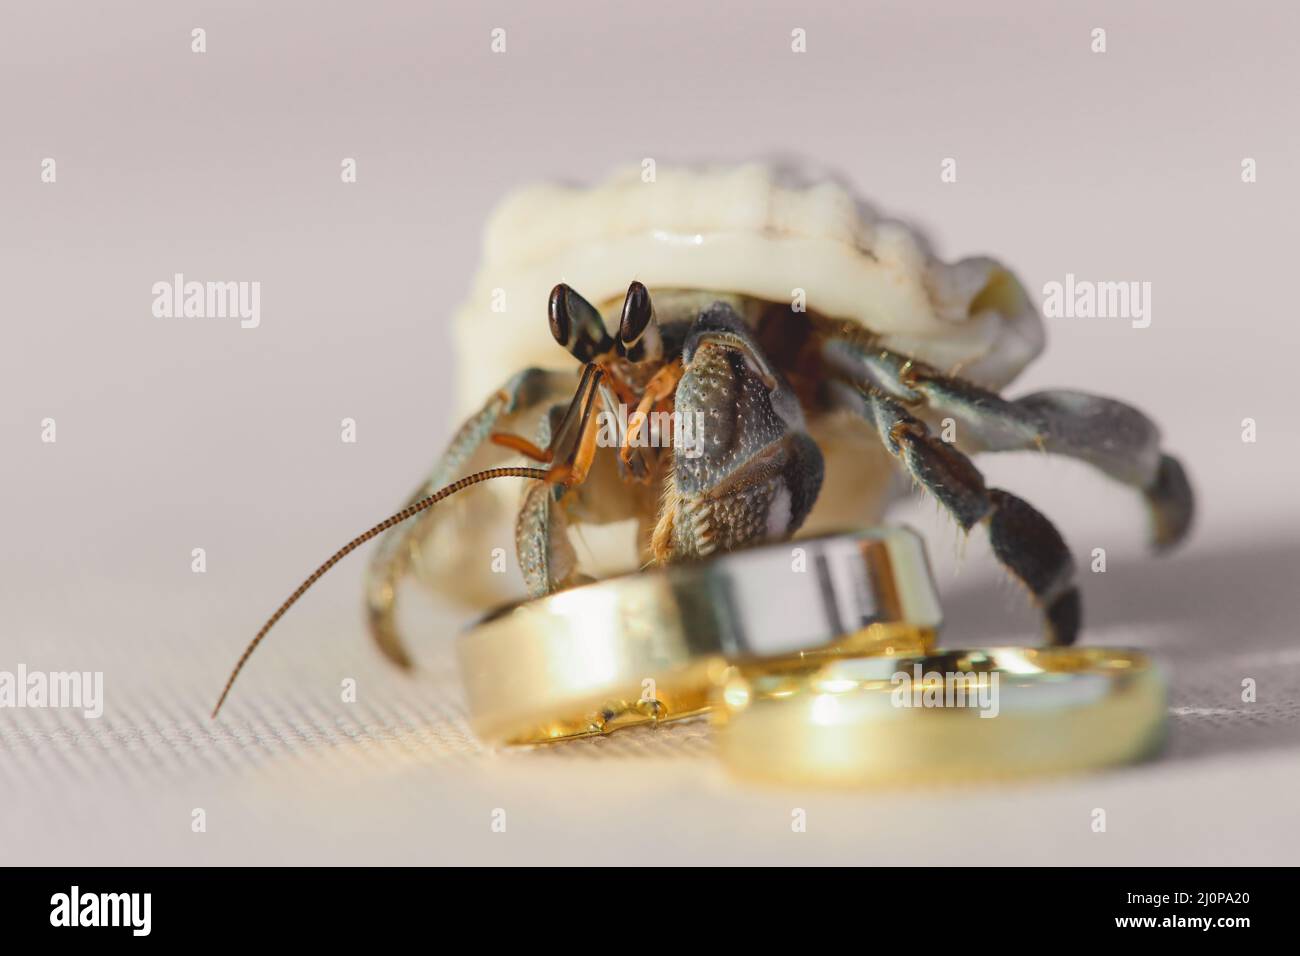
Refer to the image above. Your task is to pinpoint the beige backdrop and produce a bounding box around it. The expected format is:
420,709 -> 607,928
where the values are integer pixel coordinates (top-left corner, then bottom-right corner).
3,1 -> 1298,864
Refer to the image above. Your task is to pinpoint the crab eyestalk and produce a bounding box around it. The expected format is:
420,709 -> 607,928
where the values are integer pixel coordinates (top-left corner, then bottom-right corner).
618,280 -> 663,364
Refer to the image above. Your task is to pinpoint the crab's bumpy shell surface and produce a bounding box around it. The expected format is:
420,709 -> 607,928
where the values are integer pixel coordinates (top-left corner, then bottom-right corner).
452,164 -> 1043,413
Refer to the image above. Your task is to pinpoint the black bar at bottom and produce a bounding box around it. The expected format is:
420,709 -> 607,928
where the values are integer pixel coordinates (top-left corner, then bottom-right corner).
0,867 -> 1283,940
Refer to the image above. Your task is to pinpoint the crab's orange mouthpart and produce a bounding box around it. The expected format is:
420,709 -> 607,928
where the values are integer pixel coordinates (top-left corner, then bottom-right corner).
620,360 -> 684,467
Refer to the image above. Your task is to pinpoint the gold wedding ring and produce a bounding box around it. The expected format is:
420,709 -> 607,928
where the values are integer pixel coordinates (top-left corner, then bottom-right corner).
714,647 -> 1167,785
457,527 -> 942,745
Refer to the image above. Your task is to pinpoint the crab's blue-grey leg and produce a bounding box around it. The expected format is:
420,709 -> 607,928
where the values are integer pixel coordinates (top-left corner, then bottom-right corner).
922,383 -> 1193,550
514,367 -> 613,596
516,473 -> 585,598
827,380 -> 1081,645
822,340 -> 1194,550
365,367 -> 566,666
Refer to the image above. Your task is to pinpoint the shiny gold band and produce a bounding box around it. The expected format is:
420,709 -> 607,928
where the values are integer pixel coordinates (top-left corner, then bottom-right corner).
456,527 -> 942,745
714,647 -> 1167,785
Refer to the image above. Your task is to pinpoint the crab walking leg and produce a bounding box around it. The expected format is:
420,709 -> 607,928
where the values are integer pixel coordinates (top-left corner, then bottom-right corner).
924,384 -> 1193,550
822,338 -> 1195,550
828,381 -> 1081,645
516,366 -> 607,596
516,482 -> 587,597
365,367 -> 565,667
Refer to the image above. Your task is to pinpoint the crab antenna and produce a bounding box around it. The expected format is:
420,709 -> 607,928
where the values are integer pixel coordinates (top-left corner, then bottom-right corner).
211,465 -> 551,719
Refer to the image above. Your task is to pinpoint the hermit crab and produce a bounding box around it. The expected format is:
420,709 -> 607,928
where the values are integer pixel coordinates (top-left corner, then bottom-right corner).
213,165 -> 1193,715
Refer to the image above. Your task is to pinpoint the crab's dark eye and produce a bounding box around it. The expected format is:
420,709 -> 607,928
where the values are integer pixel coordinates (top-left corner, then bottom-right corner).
549,283 -> 613,362
618,281 -> 663,363
548,284 -> 573,347
619,281 -> 652,346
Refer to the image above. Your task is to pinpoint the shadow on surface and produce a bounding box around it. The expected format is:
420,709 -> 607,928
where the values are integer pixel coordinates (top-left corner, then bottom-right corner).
940,536 -> 1300,765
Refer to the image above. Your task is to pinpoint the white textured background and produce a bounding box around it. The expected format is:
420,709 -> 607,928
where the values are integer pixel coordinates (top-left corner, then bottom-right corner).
2,1 -> 1298,864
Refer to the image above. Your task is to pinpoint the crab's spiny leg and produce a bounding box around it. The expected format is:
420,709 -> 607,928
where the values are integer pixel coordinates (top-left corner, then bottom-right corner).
822,339 -> 1194,550
488,433 -> 552,462
365,367 -> 564,668
516,479 -> 588,598
1141,453 -> 1193,553
831,381 -> 1080,645
515,369 -> 610,595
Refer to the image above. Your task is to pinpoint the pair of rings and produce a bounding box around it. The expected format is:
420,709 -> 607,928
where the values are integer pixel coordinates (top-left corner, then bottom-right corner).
456,528 -> 1165,783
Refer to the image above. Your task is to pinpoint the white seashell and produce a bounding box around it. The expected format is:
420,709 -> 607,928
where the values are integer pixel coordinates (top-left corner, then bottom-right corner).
451,163 -> 1043,415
